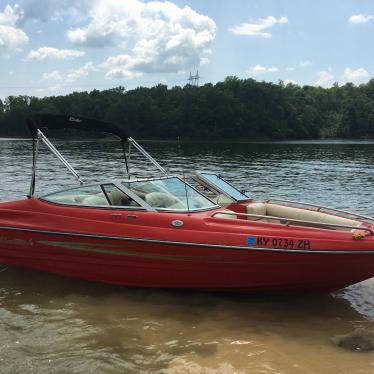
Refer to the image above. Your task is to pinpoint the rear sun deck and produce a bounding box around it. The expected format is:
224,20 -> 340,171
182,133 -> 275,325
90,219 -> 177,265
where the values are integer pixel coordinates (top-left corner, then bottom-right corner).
246,202 -> 361,228
190,172 -> 372,233
218,201 -> 374,234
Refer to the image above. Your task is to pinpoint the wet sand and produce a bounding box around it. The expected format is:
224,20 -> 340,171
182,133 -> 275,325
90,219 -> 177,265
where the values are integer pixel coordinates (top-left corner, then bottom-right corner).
0,267 -> 373,373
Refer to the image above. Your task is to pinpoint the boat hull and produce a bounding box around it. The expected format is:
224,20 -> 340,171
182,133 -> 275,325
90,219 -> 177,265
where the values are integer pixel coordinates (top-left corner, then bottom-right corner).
1,226 -> 373,293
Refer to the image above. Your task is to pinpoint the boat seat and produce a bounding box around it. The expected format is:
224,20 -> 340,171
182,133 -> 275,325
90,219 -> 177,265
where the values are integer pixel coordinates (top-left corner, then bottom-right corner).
145,192 -> 178,208
81,195 -> 109,206
245,202 -> 361,229
50,195 -> 77,204
266,204 -> 361,227
245,202 -> 275,222
169,201 -> 188,209
246,202 -> 267,218
73,195 -> 89,204
214,210 -> 237,219
109,190 -> 133,206
212,194 -> 234,208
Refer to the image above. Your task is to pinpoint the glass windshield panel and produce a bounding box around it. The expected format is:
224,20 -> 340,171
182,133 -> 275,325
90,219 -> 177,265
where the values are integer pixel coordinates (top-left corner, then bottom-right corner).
101,184 -> 140,207
43,185 -> 109,206
199,173 -> 249,201
123,177 -> 216,210
187,177 -> 234,206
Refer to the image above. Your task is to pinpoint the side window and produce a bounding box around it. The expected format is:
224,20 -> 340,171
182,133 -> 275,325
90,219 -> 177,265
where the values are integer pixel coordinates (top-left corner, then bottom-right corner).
189,178 -> 219,199
101,184 -> 140,207
198,173 -> 249,201
43,185 -> 109,206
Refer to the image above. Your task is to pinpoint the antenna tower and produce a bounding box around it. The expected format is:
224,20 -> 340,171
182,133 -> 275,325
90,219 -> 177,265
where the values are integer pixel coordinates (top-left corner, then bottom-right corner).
188,70 -> 200,87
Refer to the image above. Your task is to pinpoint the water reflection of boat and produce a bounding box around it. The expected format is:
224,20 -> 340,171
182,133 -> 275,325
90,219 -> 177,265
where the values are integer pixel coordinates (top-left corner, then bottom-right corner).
0,113 -> 373,293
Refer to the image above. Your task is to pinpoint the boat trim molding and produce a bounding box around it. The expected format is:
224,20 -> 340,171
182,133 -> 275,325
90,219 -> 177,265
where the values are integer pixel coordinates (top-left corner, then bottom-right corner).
0,225 -> 373,255
210,211 -> 374,235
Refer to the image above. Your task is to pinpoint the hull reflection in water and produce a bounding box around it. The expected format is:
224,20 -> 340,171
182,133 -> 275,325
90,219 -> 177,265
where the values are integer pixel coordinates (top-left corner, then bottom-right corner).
0,267 -> 373,373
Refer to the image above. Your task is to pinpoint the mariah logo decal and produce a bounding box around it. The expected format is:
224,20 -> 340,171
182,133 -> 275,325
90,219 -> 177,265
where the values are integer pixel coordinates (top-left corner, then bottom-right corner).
69,116 -> 83,123
0,236 -> 34,247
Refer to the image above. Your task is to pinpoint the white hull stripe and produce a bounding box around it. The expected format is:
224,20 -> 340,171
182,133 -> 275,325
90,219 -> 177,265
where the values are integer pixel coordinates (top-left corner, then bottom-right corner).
0,225 -> 373,255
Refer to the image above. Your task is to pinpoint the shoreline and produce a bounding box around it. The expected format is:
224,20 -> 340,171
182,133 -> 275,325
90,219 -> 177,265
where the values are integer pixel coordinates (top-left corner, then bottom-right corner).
1,137 -> 374,144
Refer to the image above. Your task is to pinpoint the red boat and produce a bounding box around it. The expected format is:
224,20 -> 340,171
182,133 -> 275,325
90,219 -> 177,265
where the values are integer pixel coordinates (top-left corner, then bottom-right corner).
0,114 -> 373,293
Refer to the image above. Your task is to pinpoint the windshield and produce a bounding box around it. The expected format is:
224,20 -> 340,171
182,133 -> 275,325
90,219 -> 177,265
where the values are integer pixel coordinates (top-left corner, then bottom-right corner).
197,173 -> 249,202
123,177 -> 217,211
42,185 -> 109,206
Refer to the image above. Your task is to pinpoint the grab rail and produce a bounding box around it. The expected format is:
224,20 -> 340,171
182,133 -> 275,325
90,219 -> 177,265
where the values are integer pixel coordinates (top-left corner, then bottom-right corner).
211,211 -> 374,235
264,198 -> 374,223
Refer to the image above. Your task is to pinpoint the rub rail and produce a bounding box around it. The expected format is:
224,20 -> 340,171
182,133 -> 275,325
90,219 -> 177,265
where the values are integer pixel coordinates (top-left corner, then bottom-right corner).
211,211 -> 374,235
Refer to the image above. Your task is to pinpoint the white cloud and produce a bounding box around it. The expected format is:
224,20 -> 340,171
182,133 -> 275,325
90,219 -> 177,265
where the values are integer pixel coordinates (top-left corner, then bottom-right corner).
0,25 -> 29,56
35,84 -> 62,94
21,0 -> 90,22
66,62 -> 96,82
286,60 -> 312,72
247,64 -> 278,76
100,55 -> 143,79
0,4 -> 28,57
348,14 -> 374,24
0,4 -> 24,26
283,79 -> 297,85
229,16 -> 288,38
40,62 -> 96,84
315,69 -> 334,87
42,70 -> 63,81
48,84 -> 62,91
26,47 -> 85,60
343,67 -> 369,82
67,0 -> 216,78
200,56 -> 210,65
299,60 -> 312,68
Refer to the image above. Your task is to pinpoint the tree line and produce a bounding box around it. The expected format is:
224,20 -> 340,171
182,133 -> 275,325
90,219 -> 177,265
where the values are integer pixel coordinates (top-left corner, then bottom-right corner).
1,76 -> 374,139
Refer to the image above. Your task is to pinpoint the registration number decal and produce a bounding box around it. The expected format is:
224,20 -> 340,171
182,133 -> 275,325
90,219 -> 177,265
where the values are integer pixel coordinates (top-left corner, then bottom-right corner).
247,236 -> 311,249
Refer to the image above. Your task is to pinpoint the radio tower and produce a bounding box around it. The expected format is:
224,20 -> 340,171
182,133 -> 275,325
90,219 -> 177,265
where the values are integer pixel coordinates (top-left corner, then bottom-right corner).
188,70 -> 200,87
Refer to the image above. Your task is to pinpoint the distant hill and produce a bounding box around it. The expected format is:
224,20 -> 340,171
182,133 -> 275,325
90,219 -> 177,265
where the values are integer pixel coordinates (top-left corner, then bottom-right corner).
1,77 -> 373,140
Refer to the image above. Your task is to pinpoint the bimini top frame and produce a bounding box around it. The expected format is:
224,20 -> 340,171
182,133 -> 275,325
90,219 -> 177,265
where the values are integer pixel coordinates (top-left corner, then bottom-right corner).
26,113 -> 167,198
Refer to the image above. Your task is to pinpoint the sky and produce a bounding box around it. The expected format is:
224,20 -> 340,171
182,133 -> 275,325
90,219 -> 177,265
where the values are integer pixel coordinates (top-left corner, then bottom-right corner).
0,0 -> 373,99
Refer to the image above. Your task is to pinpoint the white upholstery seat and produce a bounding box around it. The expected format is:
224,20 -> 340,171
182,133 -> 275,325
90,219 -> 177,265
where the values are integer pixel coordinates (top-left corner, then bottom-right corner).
51,195 -> 77,204
266,204 -> 360,227
212,194 -> 234,208
169,202 -> 187,209
246,202 -> 267,216
145,192 -> 178,208
73,195 -> 88,204
109,190 -> 130,206
214,210 -> 237,219
82,195 -> 109,206
245,202 -> 361,228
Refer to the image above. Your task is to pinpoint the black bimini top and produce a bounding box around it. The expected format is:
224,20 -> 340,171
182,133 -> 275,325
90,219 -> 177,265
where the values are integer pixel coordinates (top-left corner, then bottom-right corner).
27,113 -> 128,141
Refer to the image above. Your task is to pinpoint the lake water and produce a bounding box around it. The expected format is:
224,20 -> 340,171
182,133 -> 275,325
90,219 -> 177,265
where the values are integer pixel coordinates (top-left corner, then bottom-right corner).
0,139 -> 373,373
